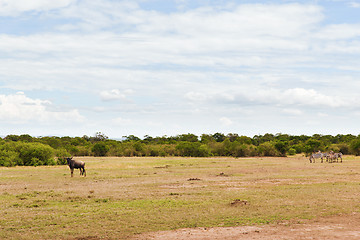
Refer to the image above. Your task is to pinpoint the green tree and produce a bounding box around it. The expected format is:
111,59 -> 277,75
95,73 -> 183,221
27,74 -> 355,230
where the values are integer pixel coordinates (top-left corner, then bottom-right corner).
19,134 -> 33,142
212,133 -> 226,142
350,139 -> 360,155
93,132 -> 109,142
17,142 -> 55,166
0,149 -> 19,167
176,142 -> 210,157
92,142 -> 109,156
258,142 -> 279,156
274,141 -> 288,157
200,134 -> 214,143
237,136 -> 252,145
55,148 -> 71,165
178,133 -> 198,142
4,135 -> 21,142
288,148 -> 297,156
123,135 -> 140,142
304,139 -> 322,154
226,133 -> 239,142
233,144 -> 249,157
336,143 -> 350,155
41,136 -> 62,149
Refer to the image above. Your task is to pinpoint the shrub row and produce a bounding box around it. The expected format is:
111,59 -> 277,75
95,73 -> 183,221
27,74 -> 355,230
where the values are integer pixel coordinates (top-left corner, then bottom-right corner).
1,133 -> 360,166
0,142 -> 57,167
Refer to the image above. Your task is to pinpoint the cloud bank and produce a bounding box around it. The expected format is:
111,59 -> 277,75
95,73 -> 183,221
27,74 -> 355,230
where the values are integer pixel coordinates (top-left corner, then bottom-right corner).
0,92 -> 84,123
0,0 -> 360,137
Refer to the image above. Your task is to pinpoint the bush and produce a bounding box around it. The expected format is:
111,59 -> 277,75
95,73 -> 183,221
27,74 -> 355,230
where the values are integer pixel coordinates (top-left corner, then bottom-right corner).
233,144 -> 251,157
55,148 -> 71,165
350,139 -> 360,155
274,141 -> 288,156
288,148 -> 297,156
208,142 -> 226,156
0,142 -> 55,166
257,142 -> 279,156
176,142 -> 210,157
0,149 -> 20,167
0,133 -> 358,162
304,139 -> 322,154
17,142 -> 55,166
75,146 -> 91,156
336,143 -> 350,155
30,157 -> 41,167
92,142 -> 110,156
291,144 -> 304,154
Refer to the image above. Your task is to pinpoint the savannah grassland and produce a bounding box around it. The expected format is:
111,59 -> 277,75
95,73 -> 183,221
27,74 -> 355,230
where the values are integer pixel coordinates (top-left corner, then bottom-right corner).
0,156 -> 360,239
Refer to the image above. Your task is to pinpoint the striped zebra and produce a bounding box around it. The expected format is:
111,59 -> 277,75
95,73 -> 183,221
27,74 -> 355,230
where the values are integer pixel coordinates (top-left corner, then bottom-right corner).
309,151 -> 324,163
323,152 -> 330,162
328,152 -> 343,163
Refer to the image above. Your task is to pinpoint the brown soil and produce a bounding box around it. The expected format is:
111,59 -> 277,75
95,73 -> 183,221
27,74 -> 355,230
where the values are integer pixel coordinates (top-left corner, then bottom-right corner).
135,213 -> 360,240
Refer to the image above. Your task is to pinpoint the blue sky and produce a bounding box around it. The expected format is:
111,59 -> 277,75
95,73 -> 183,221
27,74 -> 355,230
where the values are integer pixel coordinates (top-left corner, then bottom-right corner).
0,0 -> 360,138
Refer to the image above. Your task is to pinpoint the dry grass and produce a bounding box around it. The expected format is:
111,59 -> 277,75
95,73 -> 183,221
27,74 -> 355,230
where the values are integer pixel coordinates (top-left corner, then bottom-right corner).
0,156 -> 360,239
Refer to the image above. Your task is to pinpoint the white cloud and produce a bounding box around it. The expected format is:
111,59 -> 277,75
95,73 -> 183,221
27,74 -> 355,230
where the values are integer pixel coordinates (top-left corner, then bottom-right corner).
246,88 -> 351,108
317,112 -> 329,117
182,85 -> 354,112
0,1 -> 360,137
316,23 -> 360,40
184,92 -> 207,102
138,4 -> 322,37
282,88 -> 347,107
0,2 -> 347,83
282,108 -> 303,115
220,117 -> 233,126
0,0 -> 75,16
55,0 -> 141,32
100,89 -> 134,101
349,1 -> 360,8
0,92 -> 84,123
112,117 -> 131,125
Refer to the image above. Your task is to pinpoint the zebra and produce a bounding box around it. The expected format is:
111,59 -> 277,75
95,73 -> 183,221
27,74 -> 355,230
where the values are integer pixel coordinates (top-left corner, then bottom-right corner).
332,152 -> 343,163
309,151 -> 324,163
328,151 -> 343,163
323,152 -> 330,162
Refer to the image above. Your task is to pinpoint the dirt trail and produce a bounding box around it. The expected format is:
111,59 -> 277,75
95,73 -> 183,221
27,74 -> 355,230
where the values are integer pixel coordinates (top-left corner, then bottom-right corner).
135,213 -> 360,240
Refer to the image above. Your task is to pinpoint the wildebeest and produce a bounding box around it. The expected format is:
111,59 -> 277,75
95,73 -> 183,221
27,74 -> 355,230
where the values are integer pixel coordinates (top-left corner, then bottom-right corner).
309,151 -> 324,163
66,157 -> 86,177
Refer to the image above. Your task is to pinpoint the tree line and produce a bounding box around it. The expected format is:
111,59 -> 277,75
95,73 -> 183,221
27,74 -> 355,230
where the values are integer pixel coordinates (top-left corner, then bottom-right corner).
1,132 -> 360,167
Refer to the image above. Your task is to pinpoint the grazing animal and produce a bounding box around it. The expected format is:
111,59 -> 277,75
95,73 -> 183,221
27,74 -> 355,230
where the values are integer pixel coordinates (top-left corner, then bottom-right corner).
327,151 -> 335,163
66,157 -> 86,177
323,152 -> 330,162
333,152 -> 343,163
309,151 -> 324,163
328,151 -> 343,163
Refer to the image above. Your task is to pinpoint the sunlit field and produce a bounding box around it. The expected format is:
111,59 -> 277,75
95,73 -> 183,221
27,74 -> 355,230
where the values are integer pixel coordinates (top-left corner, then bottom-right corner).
1,156 -> 359,239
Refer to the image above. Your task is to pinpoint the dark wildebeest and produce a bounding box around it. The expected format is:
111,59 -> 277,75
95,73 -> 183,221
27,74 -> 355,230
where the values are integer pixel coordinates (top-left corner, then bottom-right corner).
66,157 -> 86,177
309,151 -> 324,163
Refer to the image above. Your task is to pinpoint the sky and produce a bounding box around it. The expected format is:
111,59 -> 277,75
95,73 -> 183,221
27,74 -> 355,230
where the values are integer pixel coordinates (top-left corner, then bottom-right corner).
0,0 -> 360,139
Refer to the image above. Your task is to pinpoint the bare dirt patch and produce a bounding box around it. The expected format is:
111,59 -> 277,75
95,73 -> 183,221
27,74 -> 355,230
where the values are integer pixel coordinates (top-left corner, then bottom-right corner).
136,213 -> 360,240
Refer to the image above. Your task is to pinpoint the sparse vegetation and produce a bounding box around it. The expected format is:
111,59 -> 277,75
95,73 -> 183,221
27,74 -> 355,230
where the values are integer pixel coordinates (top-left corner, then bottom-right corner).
1,133 -> 360,166
0,156 -> 359,239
